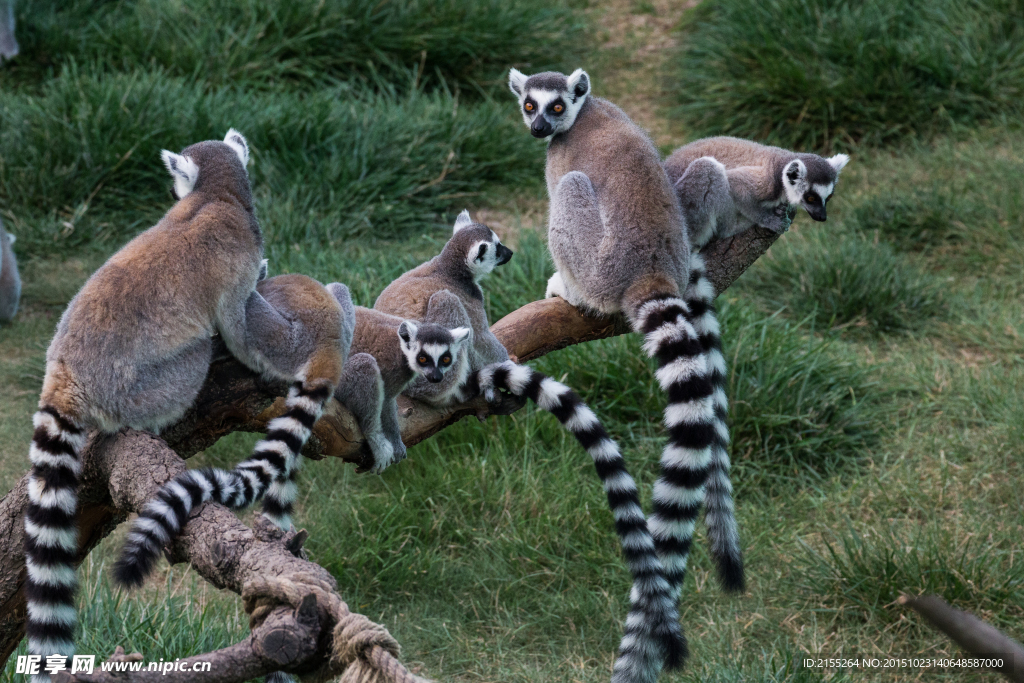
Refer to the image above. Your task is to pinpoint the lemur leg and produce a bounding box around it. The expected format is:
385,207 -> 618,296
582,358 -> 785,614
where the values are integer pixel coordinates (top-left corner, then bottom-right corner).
379,392 -> 408,467
546,171 -> 607,309
404,290 -> 476,404
335,353 -> 395,474
726,166 -> 792,235
674,157 -> 734,249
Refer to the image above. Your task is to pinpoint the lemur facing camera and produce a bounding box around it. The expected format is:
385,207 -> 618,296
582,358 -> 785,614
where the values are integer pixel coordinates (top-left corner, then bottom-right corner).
113,273 -> 357,588
22,130 -> 350,678
336,307 -> 472,474
375,213 -> 678,676
0,217 -> 20,321
509,67 -> 746,681
663,136 -> 849,249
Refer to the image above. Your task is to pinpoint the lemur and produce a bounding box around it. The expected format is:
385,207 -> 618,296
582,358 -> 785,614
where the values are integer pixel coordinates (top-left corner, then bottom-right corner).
509,67 -> 746,679
336,307 -> 471,474
663,136 -> 849,249
113,273 -> 357,588
0,218 -> 20,321
374,211 -> 680,683
22,130 -> 328,677
373,210 -> 513,406
0,0 -> 16,61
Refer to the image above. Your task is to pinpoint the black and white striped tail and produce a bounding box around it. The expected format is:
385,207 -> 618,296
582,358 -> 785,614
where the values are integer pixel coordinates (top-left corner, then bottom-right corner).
477,361 -> 685,682
684,254 -> 743,592
636,294 -> 715,600
24,406 -> 87,681
113,383 -> 331,588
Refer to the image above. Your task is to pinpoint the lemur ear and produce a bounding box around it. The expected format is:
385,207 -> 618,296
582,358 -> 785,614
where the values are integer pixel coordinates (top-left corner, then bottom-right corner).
567,69 -> 590,100
257,259 -> 269,282
508,68 -> 528,97
161,150 -> 200,199
450,327 -> 471,345
398,321 -> 418,344
223,128 -> 249,167
453,209 -> 473,234
828,153 -> 850,174
5,233 -> 13,245
785,159 -> 807,186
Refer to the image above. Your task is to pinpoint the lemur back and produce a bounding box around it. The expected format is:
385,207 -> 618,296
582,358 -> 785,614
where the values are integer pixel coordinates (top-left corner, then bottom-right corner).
25,130 -> 268,676
510,68 -> 747,682
664,136 -> 850,248
0,218 -> 20,321
335,306 -> 471,474
113,274 -> 356,588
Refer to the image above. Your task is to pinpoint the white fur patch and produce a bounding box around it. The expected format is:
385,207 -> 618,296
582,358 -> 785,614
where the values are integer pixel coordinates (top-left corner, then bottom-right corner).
654,355 -> 708,389
602,469 -> 637,495
453,209 -> 473,233
29,444 -> 82,476
223,128 -> 249,166
25,558 -> 77,587
782,159 -> 807,205
508,68 -> 528,96
588,438 -> 621,462
664,398 -> 717,428
24,519 -> 78,551
131,516 -> 171,543
565,404 -> 599,433
161,150 -> 200,199
26,601 -> 78,626
648,516 -> 697,543
828,153 -> 849,173
813,182 -> 835,200
536,377 -> 569,410
27,483 -> 77,515
660,444 -> 714,470
653,480 -> 706,509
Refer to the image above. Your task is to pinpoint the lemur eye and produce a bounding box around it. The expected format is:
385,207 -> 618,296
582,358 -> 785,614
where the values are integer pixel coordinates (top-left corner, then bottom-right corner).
805,194 -> 818,204
553,104 -> 564,114
524,102 -> 534,112
441,355 -> 451,366
418,355 -> 428,365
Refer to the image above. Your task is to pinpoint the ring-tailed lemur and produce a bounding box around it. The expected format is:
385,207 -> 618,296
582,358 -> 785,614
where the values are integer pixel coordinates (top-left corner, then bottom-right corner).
112,273 -> 356,588
336,307 -> 471,474
0,218 -> 20,321
0,0 -> 17,61
373,210 -> 512,405
375,211 -> 680,683
509,68 -> 747,679
22,130 -> 322,677
663,136 -> 850,249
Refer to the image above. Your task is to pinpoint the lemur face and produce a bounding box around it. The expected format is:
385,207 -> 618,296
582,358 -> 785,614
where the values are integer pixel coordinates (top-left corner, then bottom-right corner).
508,68 -> 590,140
782,154 -> 849,222
451,210 -> 514,281
398,321 -> 471,383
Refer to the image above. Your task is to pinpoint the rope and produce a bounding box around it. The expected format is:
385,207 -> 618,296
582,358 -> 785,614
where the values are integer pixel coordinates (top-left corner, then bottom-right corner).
242,574 -> 435,683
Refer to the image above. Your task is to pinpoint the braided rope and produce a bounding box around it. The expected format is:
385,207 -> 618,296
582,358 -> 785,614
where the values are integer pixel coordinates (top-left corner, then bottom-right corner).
242,575 -> 435,683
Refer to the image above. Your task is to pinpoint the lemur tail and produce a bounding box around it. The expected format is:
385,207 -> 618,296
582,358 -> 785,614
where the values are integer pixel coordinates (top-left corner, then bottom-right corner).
476,361 -> 686,681
112,382 -> 332,588
685,253 -> 743,592
24,407 -> 87,678
635,257 -> 744,600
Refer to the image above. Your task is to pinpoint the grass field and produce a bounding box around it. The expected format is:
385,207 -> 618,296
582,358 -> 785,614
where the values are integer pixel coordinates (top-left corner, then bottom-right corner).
1,0 -> 1022,681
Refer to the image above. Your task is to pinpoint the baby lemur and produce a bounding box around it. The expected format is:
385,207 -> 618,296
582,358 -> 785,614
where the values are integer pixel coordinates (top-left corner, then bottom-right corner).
375,211 -> 678,683
509,67 -> 751,681
23,130 -> 348,675
113,273 -> 357,588
663,136 -> 849,249
0,217 -> 20,321
336,307 -> 471,473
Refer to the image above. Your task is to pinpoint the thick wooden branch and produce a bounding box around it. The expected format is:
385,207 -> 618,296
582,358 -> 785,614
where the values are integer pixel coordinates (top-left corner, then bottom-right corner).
898,594 -> 1024,682
0,225 -> 779,666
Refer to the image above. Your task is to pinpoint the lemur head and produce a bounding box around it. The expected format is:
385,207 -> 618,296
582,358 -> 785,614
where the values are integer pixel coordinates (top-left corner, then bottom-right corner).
508,68 -> 590,139
781,153 -> 849,222
161,129 -> 252,202
448,210 -> 513,282
398,320 -> 471,384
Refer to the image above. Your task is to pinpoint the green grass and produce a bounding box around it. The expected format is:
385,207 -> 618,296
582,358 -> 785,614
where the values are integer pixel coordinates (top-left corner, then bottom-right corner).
8,0 -> 587,92
2,1 -> 1024,681
671,0 -> 1024,150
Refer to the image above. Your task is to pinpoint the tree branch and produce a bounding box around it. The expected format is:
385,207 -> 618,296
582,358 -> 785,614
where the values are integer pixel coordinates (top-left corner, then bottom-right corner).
0,225 -> 780,668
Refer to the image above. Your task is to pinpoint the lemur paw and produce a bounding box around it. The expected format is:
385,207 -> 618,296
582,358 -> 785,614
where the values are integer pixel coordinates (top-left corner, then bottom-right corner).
763,204 -> 797,233
545,272 -> 567,300
357,434 -> 396,474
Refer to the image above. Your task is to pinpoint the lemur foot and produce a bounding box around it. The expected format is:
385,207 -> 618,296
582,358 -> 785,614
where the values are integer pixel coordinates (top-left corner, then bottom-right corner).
545,272 -> 567,300
762,204 -> 797,233
359,432 -> 401,474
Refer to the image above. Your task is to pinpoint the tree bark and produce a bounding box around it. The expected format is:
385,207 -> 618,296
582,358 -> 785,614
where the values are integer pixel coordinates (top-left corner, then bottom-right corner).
0,226 -> 779,671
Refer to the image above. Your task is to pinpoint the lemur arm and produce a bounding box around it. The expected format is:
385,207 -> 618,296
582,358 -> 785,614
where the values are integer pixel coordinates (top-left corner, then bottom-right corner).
379,391 -> 407,464
726,165 -> 793,233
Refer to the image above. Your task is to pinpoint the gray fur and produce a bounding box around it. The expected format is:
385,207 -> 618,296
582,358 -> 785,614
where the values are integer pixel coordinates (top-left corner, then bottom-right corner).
0,0 -> 17,61
0,218 -> 21,321
333,305 -> 470,473
374,211 -> 513,406
664,137 -> 850,248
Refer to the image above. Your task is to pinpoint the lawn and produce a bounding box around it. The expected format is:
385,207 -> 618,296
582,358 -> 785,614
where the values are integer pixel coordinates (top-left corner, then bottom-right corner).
1,0 -> 1022,681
